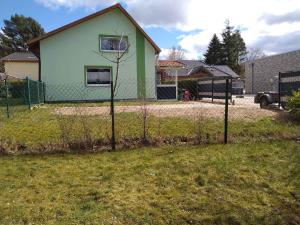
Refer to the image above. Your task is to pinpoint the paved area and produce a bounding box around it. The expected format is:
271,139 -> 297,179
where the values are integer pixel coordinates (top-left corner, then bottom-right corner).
54,96 -> 279,120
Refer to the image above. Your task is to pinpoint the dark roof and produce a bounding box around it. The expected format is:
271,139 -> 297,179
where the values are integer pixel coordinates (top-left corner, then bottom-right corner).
189,65 -> 239,79
157,59 -> 239,78
28,3 -> 160,54
176,60 -> 206,76
210,65 -> 239,78
0,52 -> 39,62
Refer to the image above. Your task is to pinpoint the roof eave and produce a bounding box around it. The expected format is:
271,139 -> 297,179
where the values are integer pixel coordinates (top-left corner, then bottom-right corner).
27,3 -> 161,54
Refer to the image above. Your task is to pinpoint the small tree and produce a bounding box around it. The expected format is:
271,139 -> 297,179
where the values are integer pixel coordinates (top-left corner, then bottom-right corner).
246,48 -> 266,61
168,46 -> 185,60
97,34 -> 131,97
94,33 -> 132,150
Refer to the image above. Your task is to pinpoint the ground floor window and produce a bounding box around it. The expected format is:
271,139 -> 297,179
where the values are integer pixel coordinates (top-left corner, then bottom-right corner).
86,67 -> 111,86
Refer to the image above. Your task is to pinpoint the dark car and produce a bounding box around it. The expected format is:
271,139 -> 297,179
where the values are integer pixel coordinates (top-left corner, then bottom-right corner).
254,91 -> 279,108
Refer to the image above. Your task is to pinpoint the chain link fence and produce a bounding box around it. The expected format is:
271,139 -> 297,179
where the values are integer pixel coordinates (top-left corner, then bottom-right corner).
0,76 -> 45,119
0,72 -> 299,154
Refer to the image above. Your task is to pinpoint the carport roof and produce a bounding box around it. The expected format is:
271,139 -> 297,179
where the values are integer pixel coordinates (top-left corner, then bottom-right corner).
189,65 -> 239,79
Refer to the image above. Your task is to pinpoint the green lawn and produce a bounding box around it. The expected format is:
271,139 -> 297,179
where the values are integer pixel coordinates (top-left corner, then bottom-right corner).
0,141 -> 299,224
0,104 -> 300,153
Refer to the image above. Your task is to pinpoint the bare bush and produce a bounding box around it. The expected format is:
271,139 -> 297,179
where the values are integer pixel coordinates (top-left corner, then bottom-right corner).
139,99 -> 150,143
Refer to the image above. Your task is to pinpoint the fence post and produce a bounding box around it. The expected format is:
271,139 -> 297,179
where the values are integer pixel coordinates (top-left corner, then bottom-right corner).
43,82 -> 46,103
211,78 -> 214,102
278,72 -> 281,109
110,79 -> 116,150
26,77 -> 31,109
224,78 -> 229,144
37,81 -> 40,104
5,79 -> 10,118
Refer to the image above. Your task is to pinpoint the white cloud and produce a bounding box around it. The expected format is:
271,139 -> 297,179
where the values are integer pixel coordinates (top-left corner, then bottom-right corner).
35,0 -> 300,58
126,0 -> 189,28
158,47 -> 200,60
34,0 -> 116,10
158,48 -> 170,59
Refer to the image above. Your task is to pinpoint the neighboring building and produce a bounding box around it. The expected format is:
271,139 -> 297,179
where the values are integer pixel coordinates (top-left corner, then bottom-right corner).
157,60 -> 239,82
0,52 -> 39,80
245,50 -> 300,94
28,3 -> 160,102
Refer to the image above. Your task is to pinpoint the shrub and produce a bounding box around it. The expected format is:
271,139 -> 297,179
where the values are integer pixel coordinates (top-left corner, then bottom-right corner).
9,81 -> 26,98
287,91 -> 300,121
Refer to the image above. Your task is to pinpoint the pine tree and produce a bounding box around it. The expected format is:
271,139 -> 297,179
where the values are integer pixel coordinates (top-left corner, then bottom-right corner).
0,14 -> 45,57
220,20 -> 247,74
204,34 -> 223,65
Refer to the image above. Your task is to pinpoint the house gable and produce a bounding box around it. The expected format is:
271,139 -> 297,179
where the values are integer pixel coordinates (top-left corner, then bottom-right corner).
37,7 -> 156,101
28,3 -> 160,54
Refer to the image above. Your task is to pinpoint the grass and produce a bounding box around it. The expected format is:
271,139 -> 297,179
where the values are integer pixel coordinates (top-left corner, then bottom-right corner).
0,103 -> 300,153
0,141 -> 299,224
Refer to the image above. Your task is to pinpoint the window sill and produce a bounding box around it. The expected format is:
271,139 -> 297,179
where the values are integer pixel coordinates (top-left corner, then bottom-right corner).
100,49 -> 126,53
86,84 -> 111,87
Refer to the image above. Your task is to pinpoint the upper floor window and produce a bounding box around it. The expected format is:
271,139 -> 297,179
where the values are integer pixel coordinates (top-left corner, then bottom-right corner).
100,36 -> 128,52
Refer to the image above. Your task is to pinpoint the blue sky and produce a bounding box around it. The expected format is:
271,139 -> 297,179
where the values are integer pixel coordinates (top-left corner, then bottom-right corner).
1,0 -> 300,58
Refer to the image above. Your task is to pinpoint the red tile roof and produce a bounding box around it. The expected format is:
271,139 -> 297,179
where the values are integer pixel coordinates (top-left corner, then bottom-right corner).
158,60 -> 185,68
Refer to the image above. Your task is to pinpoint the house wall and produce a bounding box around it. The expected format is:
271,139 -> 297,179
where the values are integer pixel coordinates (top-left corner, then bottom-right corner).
245,50 -> 300,94
145,39 -> 156,98
40,8 -> 157,101
4,61 -> 39,80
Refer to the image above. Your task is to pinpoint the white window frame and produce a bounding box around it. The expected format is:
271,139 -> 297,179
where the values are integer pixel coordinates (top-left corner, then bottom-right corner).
85,67 -> 111,87
99,36 -> 128,52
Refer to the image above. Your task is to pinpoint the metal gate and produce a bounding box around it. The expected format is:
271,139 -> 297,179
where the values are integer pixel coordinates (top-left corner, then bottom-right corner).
198,78 -> 232,100
157,84 -> 177,100
279,71 -> 300,107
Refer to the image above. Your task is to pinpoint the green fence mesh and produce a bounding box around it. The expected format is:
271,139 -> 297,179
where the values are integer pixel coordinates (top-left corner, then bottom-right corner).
0,77 -> 45,118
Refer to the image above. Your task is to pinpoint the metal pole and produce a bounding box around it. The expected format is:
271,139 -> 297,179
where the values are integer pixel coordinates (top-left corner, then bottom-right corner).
211,78 -> 214,102
278,72 -> 281,109
37,81 -> 40,104
230,78 -> 233,103
224,79 -> 229,144
5,79 -> 10,118
175,69 -> 178,100
26,77 -> 31,109
43,82 -> 46,103
110,79 -> 116,150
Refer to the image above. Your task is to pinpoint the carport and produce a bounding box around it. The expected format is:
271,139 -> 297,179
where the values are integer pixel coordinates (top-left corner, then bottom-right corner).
188,65 -> 242,101
156,60 -> 184,100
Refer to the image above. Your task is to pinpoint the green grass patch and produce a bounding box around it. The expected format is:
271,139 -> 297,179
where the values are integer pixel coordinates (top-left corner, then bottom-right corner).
0,141 -> 299,224
0,104 -> 300,153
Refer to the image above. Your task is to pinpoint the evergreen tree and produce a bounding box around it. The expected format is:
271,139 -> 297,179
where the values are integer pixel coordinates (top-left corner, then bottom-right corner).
220,20 -> 247,74
0,14 -> 45,58
221,20 -> 235,67
204,34 -> 223,65
232,30 -> 247,74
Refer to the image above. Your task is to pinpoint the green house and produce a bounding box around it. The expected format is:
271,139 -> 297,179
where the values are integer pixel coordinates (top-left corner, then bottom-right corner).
28,3 -> 160,102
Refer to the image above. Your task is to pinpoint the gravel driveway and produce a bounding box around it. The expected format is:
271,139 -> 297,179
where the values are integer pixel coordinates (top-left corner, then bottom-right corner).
54,96 -> 279,120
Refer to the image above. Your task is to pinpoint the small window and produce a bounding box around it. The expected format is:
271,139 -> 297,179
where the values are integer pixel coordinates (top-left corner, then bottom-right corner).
86,67 -> 111,86
100,36 -> 128,52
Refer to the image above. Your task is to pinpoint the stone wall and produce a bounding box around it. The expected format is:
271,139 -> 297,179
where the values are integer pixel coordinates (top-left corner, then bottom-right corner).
245,50 -> 300,94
